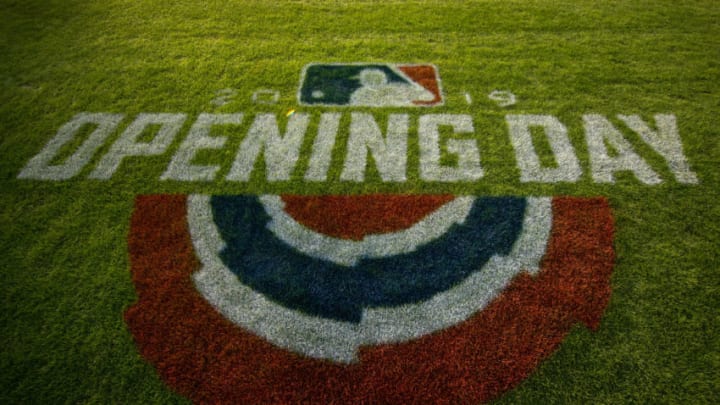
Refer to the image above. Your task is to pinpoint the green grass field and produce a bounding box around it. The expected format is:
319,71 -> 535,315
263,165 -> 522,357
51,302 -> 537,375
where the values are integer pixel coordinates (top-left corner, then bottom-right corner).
1,0 -> 718,403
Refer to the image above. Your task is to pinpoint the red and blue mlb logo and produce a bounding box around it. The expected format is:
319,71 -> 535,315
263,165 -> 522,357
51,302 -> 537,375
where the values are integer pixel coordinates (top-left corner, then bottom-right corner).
298,63 -> 444,107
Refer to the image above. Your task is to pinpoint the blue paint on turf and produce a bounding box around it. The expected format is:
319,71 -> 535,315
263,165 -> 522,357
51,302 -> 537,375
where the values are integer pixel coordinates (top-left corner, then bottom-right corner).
210,196 -> 525,323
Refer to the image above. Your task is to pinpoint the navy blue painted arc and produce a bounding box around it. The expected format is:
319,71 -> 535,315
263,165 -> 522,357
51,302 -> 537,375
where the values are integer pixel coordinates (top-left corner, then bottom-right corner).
300,64 -> 409,105
210,196 -> 526,323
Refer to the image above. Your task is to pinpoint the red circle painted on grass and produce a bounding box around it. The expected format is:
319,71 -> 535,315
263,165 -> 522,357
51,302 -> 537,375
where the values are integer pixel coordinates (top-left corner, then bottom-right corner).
124,195 -> 614,404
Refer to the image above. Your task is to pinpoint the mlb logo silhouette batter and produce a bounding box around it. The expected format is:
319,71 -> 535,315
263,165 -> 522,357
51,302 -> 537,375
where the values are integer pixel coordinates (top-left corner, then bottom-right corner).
298,63 -> 444,106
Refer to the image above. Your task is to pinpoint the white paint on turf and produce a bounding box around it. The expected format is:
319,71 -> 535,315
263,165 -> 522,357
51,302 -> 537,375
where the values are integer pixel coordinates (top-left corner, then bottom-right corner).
161,113 -> 244,181
617,114 -> 698,184
226,113 -> 310,181
19,112 -> 698,185
89,113 -> 186,180
506,114 -> 582,183
252,89 -> 280,105
211,88 -> 237,107
489,90 -> 517,107
340,113 -> 408,182
18,113 -> 124,180
304,113 -> 341,181
419,114 -> 484,182
584,114 -> 662,184
259,194 -> 475,266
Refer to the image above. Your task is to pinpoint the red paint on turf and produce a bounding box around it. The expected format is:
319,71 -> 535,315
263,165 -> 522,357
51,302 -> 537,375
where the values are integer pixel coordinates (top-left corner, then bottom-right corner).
397,65 -> 443,105
281,194 -> 455,240
125,195 -> 614,404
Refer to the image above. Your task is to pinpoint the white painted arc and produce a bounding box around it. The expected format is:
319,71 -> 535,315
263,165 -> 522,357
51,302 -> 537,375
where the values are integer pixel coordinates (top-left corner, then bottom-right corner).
258,195 -> 475,266
188,195 -> 552,364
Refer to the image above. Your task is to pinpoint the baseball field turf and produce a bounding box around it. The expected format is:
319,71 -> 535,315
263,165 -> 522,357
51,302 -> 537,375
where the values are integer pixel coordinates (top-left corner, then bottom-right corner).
1,1 -> 718,403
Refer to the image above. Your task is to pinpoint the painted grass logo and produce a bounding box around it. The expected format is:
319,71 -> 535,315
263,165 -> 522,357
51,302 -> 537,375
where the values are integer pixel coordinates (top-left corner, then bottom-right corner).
16,63 -> 699,185
126,194 -> 614,403
298,63 -> 443,107
15,61 -> 698,403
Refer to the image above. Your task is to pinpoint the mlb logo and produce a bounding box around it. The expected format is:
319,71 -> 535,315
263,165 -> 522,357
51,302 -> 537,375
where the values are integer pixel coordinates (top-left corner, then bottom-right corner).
298,63 -> 444,107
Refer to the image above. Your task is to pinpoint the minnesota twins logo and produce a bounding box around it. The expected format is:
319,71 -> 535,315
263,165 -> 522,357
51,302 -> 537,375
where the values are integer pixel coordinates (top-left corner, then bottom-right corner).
298,63 -> 444,107
125,194 -> 614,404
